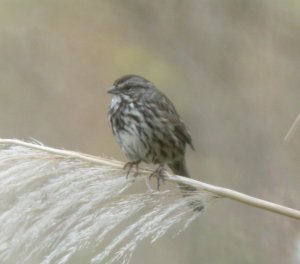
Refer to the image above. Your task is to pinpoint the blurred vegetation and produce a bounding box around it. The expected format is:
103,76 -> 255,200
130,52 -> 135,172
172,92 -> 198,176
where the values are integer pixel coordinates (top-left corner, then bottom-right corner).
0,0 -> 299,263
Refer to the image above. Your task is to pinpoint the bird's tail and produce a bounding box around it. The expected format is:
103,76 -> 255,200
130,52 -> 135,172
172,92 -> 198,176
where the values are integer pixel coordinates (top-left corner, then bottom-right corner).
168,158 -> 191,178
168,159 -> 204,211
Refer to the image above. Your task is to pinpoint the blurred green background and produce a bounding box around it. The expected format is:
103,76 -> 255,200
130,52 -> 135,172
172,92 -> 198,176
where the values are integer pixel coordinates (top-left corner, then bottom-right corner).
0,0 -> 299,263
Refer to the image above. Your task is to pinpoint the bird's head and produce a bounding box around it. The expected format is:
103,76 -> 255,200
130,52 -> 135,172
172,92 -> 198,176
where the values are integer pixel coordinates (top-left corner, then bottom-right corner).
108,74 -> 154,102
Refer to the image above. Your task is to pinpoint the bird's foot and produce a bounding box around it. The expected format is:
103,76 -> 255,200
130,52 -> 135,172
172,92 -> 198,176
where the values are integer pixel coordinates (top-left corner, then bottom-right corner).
149,165 -> 166,190
123,160 -> 141,178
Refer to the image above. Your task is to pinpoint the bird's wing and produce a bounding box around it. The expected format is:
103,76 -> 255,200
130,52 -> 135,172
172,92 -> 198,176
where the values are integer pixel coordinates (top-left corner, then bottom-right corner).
146,89 -> 194,150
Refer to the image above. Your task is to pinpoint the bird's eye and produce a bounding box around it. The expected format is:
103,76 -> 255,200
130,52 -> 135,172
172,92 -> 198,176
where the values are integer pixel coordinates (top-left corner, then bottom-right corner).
122,86 -> 131,92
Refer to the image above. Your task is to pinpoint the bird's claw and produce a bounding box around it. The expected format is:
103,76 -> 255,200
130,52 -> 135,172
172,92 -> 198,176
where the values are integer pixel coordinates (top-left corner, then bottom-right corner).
149,165 -> 166,190
123,161 -> 140,178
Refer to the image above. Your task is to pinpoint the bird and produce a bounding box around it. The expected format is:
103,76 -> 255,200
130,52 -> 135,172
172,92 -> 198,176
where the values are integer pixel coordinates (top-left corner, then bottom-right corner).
107,74 -> 202,211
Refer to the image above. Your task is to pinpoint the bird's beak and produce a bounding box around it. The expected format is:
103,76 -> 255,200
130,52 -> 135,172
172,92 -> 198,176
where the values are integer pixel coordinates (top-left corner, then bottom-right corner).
107,85 -> 119,94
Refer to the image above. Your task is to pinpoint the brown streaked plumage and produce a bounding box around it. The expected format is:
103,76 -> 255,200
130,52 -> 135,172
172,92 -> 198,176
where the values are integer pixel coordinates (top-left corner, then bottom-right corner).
107,74 -> 202,211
